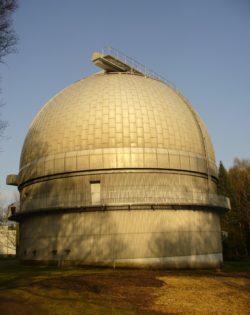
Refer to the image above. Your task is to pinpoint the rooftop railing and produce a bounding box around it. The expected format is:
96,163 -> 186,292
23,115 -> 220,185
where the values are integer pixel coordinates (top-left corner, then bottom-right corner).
101,46 -> 176,87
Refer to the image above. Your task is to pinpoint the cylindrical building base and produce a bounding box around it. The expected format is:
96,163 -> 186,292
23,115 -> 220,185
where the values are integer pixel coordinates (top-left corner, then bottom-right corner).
18,209 -> 222,269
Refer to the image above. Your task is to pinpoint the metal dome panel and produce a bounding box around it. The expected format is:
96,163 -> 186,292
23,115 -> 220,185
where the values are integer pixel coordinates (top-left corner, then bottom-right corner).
19,73 -> 216,184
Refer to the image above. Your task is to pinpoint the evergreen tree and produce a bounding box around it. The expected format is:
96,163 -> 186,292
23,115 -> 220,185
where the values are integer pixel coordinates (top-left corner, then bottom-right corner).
218,161 -> 232,197
218,161 -> 246,259
229,159 -> 250,256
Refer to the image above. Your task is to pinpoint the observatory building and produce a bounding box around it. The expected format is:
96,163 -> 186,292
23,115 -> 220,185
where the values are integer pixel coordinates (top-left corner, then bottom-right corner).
7,48 -> 230,268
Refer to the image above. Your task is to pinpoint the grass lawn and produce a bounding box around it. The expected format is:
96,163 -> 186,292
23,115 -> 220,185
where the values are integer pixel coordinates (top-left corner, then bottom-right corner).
0,260 -> 249,315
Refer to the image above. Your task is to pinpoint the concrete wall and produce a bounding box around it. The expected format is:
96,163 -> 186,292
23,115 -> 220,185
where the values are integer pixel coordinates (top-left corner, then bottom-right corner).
19,209 -> 222,268
0,226 -> 16,256
20,171 -> 218,212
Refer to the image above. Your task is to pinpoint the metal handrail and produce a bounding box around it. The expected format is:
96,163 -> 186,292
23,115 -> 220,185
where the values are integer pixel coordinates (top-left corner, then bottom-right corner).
102,46 -> 176,87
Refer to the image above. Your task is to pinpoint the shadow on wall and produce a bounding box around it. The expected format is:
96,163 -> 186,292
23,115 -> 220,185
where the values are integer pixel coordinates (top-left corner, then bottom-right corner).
148,210 -> 222,269
19,209 -> 127,267
17,128 -> 222,268
18,130 -> 128,266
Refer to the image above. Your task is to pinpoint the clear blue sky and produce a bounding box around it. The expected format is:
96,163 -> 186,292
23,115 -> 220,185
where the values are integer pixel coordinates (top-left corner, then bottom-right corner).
0,0 -> 250,204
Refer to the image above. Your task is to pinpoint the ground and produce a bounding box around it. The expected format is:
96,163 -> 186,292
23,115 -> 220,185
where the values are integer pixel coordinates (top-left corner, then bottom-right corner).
0,260 -> 249,315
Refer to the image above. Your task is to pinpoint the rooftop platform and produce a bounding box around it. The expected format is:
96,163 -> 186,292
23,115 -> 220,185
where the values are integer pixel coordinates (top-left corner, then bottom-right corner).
91,46 -> 168,84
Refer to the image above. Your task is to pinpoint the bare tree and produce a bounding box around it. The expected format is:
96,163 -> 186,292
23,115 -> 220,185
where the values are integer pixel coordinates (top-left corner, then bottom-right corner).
0,0 -> 18,63
0,0 -> 18,144
0,104 -> 8,146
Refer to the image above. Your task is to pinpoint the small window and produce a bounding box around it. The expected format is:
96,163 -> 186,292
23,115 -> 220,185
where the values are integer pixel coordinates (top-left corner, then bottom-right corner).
90,181 -> 101,205
32,250 -> 37,256
51,249 -> 57,256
